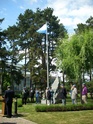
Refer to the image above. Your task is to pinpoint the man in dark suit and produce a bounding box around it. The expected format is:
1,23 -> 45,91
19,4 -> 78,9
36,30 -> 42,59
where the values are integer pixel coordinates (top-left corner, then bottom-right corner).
5,86 -> 14,118
60,84 -> 67,105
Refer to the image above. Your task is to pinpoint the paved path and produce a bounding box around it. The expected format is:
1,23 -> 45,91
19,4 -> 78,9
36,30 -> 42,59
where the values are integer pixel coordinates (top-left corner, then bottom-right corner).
0,115 -> 37,124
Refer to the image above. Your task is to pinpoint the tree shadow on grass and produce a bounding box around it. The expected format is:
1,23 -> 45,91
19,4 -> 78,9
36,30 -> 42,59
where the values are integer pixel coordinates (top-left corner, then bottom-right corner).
2,113 -> 24,118
0,122 -> 17,124
12,113 -> 24,118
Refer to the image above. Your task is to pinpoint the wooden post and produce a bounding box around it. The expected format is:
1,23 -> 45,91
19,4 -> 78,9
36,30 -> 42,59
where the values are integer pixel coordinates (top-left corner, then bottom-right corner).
0,96 -> 6,116
2,100 -> 5,115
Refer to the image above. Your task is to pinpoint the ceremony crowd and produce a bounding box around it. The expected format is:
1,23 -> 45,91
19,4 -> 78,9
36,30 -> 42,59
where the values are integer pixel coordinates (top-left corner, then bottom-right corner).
22,83 -> 88,105
3,83 -> 88,118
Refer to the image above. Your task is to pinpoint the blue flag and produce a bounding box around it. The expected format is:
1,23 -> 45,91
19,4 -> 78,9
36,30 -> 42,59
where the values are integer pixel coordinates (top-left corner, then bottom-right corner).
37,23 -> 47,34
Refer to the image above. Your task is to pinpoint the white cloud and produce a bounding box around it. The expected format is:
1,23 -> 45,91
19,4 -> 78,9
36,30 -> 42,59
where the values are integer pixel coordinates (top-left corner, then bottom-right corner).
47,0 -> 93,33
24,0 -> 37,4
20,6 -> 25,10
70,5 -> 93,17
1,0 -> 93,35
60,18 -> 73,26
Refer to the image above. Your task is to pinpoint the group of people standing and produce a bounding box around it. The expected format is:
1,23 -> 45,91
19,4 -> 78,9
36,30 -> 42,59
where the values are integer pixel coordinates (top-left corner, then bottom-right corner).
22,87 -> 45,104
61,83 -> 78,105
22,87 -> 35,104
44,84 -> 78,106
22,82 -> 88,106
60,83 -> 88,105
3,82 -> 87,118
22,86 -> 55,105
45,87 -> 54,105
71,83 -> 88,104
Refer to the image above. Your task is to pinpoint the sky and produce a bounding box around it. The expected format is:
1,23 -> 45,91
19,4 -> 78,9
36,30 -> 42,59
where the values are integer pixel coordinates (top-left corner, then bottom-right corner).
0,0 -> 93,34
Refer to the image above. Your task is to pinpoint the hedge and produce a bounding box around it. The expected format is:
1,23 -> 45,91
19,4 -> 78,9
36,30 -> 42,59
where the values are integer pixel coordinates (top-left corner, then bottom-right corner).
35,104 -> 93,112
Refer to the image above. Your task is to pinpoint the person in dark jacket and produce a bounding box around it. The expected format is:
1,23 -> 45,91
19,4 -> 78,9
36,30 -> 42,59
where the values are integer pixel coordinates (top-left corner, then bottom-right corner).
30,88 -> 35,103
46,87 -> 51,105
60,84 -> 67,105
5,86 -> 14,118
50,87 -> 54,104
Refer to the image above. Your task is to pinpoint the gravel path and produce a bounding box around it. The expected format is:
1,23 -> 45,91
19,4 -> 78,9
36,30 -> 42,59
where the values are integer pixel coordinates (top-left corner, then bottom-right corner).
0,115 -> 37,124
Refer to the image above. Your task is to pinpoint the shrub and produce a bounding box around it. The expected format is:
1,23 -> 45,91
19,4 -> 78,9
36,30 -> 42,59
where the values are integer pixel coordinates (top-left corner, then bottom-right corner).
17,99 -> 22,107
35,104 -> 93,112
14,93 -> 22,98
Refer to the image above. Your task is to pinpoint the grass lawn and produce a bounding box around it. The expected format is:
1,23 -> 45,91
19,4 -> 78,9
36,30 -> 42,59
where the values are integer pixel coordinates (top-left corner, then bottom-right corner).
17,98 -> 93,124
0,98 -> 93,124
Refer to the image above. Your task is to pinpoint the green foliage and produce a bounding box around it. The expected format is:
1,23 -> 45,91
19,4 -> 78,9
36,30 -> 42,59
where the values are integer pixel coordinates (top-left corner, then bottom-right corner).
56,28 -> 93,82
17,98 -> 23,107
35,103 -> 93,112
86,81 -> 93,93
15,8 -> 67,88
2,80 -> 10,92
0,8 -> 68,90
15,93 -> 22,98
56,16 -> 93,85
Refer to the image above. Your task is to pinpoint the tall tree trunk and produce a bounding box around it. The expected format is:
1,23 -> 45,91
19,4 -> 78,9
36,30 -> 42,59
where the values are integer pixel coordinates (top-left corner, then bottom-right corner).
63,71 -> 64,83
78,69 -> 82,104
90,68 -> 91,81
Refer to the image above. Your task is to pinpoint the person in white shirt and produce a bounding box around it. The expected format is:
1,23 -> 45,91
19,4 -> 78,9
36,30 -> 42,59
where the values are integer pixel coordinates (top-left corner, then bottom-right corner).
71,84 -> 77,104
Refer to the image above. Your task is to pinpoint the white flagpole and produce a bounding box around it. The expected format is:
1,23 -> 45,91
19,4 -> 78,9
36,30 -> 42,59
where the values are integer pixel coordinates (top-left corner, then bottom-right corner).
46,22 -> 49,88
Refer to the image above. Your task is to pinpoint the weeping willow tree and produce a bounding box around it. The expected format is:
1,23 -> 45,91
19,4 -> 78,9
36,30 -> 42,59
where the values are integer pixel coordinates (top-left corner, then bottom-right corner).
55,29 -> 93,103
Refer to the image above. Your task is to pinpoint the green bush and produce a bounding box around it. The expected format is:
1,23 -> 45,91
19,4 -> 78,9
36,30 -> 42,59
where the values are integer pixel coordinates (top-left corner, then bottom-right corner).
35,104 -> 93,112
17,99 -> 22,107
15,93 -> 22,98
